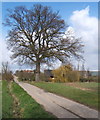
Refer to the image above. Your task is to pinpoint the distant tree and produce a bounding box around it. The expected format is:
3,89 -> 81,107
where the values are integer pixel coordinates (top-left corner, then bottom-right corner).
81,63 -> 86,78
4,4 -> 84,81
87,68 -> 92,82
2,62 -> 9,75
2,62 -> 14,81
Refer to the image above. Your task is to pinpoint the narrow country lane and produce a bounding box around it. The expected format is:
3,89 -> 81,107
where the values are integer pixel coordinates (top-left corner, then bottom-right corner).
14,76 -> 99,119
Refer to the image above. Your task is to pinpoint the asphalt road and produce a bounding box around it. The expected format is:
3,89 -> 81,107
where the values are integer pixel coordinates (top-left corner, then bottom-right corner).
14,76 -> 99,119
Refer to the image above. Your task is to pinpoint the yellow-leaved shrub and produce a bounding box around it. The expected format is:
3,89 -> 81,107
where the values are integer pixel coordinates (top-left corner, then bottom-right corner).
52,64 -> 80,82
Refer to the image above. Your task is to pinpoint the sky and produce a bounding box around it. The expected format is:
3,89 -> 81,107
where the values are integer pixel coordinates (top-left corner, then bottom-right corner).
1,2 -> 98,71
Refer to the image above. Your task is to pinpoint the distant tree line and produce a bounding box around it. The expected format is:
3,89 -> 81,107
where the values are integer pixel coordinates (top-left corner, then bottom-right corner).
15,63 -> 98,83
15,70 -> 35,81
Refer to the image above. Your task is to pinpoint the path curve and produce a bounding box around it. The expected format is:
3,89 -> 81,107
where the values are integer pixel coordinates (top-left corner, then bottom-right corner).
14,76 -> 99,119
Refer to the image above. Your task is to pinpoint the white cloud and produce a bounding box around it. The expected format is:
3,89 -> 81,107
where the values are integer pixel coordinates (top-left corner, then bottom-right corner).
1,41 -> 9,62
68,6 -> 98,70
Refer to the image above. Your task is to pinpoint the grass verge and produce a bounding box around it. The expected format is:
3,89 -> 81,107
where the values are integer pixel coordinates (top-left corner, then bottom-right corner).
11,82 -> 56,118
30,81 -> 99,111
2,80 -> 13,118
2,80 -> 56,119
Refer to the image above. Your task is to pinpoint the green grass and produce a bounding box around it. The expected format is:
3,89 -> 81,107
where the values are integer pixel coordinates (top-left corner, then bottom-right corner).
67,82 -> 99,91
11,82 -> 56,118
31,82 -> 99,111
2,80 -> 13,118
2,80 -> 56,118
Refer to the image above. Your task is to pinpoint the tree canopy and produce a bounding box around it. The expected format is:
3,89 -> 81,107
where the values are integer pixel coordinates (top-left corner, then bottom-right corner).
5,4 -> 84,81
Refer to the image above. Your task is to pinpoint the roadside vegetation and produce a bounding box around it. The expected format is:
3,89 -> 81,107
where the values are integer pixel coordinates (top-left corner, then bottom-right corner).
11,82 -> 56,118
29,81 -> 99,111
2,80 -> 56,118
2,80 -> 13,118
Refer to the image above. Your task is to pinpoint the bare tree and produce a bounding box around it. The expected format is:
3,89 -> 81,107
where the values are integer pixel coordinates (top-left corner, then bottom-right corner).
2,62 -> 13,81
4,4 -> 83,81
2,62 -> 9,75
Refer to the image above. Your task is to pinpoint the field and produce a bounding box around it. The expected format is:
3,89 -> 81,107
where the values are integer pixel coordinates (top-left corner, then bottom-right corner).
29,81 -> 99,111
2,80 -> 56,119
65,82 -> 99,91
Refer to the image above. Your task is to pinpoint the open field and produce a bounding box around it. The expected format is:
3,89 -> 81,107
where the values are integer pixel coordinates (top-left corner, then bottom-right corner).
65,82 -> 99,92
29,81 -> 99,111
2,80 -> 56,118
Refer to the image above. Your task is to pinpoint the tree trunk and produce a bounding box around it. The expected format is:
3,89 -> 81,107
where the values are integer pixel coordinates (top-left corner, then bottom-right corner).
35,62 -> 40,81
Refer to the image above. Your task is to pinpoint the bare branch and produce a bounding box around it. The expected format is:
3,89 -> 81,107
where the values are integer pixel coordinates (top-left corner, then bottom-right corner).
4,4 -> 84,81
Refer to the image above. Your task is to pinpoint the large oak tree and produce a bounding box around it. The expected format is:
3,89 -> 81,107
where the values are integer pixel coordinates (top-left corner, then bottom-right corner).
5,4 -> 83,81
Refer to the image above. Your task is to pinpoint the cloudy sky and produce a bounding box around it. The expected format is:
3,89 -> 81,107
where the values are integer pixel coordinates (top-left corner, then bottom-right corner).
1,2 -> 98,71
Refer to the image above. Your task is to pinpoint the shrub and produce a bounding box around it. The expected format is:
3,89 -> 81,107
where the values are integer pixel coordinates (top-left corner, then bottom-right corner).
52,64 -> 80,82
2,71 -> 14,81
16,71 -> 35,81
80,76 -> 98,82
67,71 -> 80,82
39,73 -> 54,82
